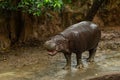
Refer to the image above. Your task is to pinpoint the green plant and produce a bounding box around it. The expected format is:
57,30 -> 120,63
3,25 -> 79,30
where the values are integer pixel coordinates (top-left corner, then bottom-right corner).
0,0 -> 64,16
18,0 -> 63,16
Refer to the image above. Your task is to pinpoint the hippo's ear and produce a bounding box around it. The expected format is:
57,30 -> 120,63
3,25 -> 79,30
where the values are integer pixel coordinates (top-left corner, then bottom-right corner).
63,39 -> 69,43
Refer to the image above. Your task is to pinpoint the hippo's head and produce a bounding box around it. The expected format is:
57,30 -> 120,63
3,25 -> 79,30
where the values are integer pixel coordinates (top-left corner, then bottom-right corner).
44,35 -> 69,56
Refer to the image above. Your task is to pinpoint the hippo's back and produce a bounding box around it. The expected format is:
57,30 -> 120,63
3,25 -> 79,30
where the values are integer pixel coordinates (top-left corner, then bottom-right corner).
62,21 -> 98,34
61,21 -> 101,53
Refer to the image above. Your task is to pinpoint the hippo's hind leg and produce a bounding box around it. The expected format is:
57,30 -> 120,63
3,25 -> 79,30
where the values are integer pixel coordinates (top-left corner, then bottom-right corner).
76,53 -> 84,69
87,48 -> 97,62
63,52 -> 72,70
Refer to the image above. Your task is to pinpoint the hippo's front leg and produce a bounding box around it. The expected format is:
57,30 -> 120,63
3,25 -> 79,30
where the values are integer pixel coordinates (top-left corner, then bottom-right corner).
76,53 -> 84,69
63,52 -> 71,70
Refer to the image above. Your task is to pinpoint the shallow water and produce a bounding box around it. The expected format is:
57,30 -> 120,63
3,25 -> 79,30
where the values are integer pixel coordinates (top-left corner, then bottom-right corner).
0,48 -> 120,80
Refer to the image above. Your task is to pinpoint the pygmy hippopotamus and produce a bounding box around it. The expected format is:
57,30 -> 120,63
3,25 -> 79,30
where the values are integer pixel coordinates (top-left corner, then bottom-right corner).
44,21 -> 101,69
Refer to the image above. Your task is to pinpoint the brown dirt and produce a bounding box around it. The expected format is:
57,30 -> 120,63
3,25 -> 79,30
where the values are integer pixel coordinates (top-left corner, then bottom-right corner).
0,27 -> 120,80
89,73 -> 120,80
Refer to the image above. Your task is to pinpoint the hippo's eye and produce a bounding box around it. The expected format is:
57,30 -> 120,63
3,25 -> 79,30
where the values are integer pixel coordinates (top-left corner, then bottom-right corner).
56,41 -> 62,45
49,37 -> 53,40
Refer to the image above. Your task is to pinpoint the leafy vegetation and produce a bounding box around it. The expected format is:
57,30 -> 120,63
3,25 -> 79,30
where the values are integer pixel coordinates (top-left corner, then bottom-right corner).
0,0 -> 64,16
0,0 -> 14,10
18,0 -> 64,16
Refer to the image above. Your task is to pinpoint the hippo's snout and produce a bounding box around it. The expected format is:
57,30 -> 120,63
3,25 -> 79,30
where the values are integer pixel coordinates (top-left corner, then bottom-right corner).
44,41 -> 58,56
44,41 -> 55,50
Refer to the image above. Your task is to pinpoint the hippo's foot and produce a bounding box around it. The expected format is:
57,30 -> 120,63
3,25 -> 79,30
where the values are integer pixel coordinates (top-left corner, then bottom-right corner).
63,65 -> 71,70
76,64 -> 84,69
87,58 -> 94,62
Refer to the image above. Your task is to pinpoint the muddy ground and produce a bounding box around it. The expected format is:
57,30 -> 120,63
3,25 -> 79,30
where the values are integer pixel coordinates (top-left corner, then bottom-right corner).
0,27 -> 120,80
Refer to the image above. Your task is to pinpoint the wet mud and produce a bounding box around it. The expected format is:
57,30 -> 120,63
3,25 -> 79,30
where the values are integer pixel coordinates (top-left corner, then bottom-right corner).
0,27 -> 120,80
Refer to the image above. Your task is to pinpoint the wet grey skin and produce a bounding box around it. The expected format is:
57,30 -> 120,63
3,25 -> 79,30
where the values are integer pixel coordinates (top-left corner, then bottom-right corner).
44,21 -> 101,70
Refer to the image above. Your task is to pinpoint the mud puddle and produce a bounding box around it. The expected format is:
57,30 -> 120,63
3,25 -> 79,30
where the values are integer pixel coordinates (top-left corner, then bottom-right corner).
0,48 -> 120,80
